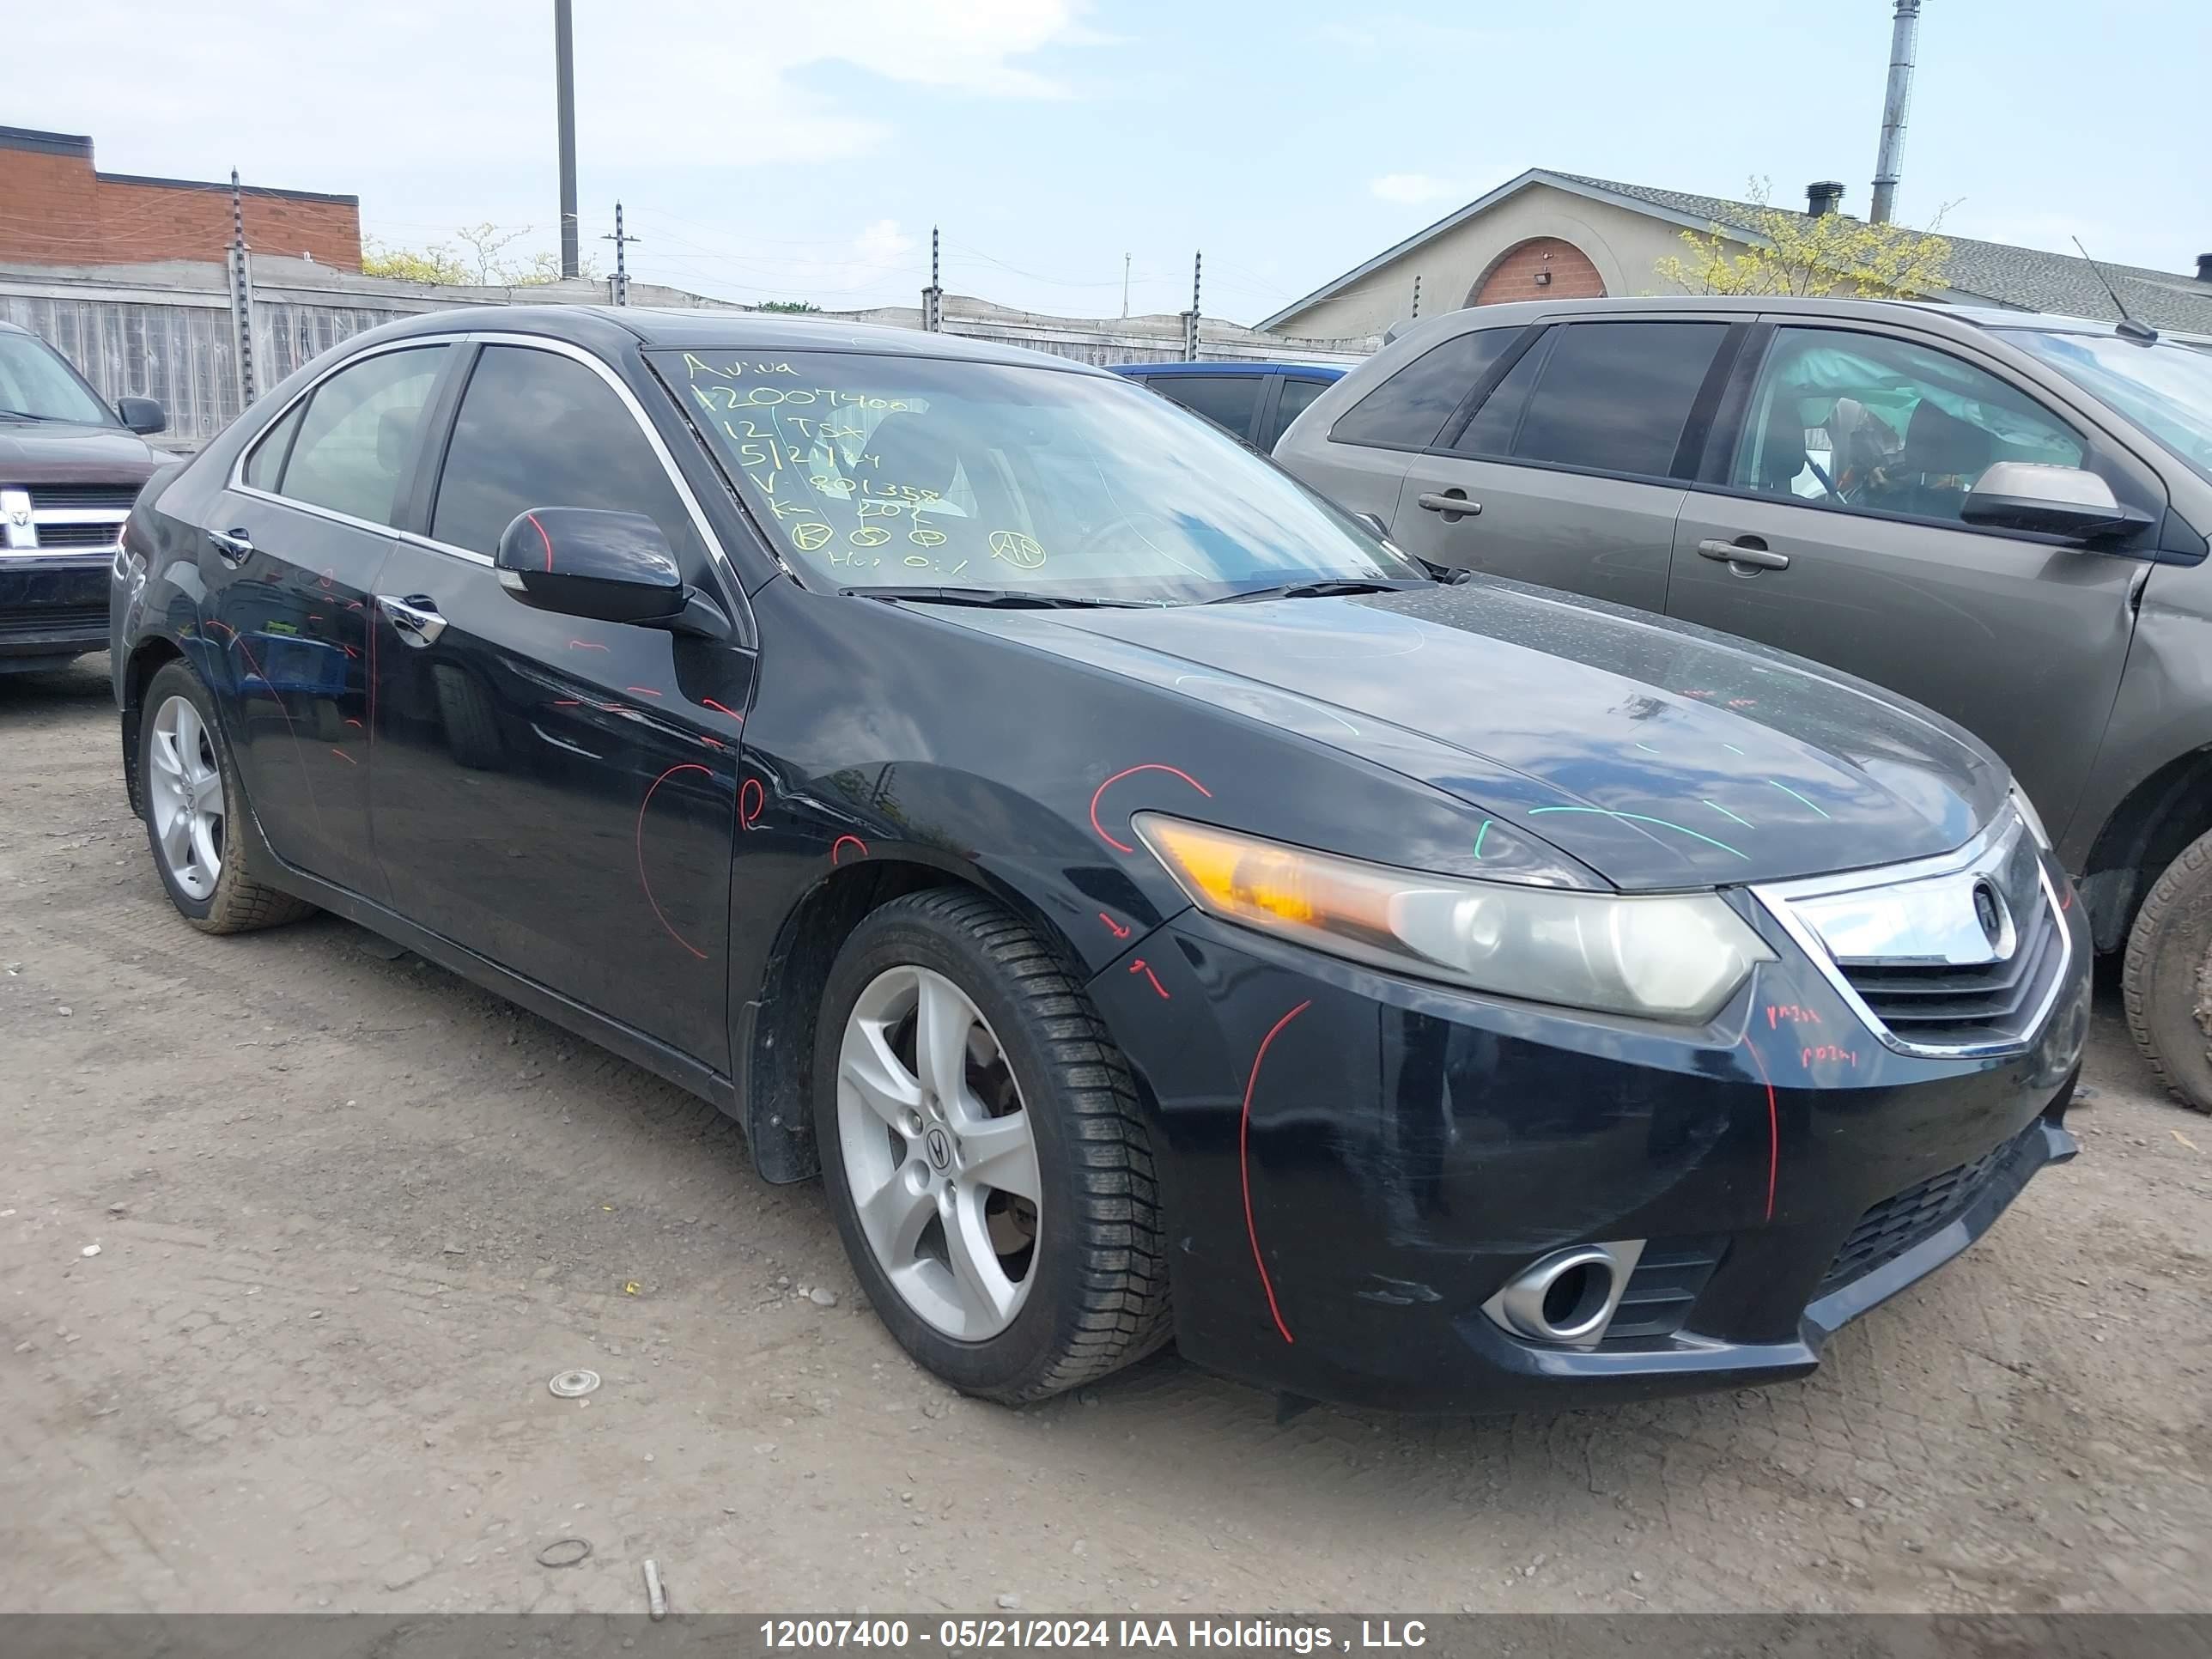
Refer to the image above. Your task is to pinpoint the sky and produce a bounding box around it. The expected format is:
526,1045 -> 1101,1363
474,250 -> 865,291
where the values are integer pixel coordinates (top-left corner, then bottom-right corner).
13,2 -> 2210,327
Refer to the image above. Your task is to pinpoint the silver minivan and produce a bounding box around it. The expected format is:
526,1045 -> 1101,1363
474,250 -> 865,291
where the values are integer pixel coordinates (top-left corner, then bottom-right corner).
1278,295 -> 2212,1111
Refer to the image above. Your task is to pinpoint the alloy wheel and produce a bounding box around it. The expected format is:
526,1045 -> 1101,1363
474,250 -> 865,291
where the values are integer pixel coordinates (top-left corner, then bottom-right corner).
836,964 -> 1042,1340
148,694 -> 225,901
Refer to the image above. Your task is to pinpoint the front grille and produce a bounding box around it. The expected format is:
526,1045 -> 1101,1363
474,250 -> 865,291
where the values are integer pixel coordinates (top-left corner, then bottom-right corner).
0,605 -> 106,643
1838,889 -> 2064,1048
1601,1234 -> 1727,1344
23,520 -> 122,550
1817,1132 -> 2023,1297
27,483 -> 142,514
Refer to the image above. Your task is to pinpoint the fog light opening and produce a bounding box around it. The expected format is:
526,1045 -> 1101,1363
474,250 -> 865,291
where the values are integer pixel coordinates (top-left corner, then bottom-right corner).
1485,1240 -> 1644,1347
1542,1261 -> 1607,1333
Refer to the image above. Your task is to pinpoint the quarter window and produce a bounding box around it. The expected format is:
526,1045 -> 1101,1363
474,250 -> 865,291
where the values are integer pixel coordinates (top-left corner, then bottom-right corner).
1468,320 -> 1728,478
1734,327 -> 2084,524
1148,375 -> 1261,441
429,345 -> 706,577
276,346 -> 449,526
242,401 -> 305,492
1332,327 -> 1516,450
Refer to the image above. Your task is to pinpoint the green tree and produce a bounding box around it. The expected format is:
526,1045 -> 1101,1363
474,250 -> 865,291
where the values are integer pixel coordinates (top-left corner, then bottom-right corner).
360,227 -> 599,288
1654,178 -> 1952,300
758,300 -> 822,313
360,237 -> 471,285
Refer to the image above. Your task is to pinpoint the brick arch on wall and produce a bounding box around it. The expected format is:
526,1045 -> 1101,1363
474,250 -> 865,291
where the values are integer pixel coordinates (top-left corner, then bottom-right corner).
1468,237 -> 1607,307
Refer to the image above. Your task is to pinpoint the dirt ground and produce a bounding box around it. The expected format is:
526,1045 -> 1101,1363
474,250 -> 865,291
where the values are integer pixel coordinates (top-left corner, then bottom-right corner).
3,653 -> 2209,1617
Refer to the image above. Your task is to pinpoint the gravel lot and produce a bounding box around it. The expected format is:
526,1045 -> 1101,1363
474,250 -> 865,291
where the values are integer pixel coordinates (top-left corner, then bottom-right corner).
3,653 -> 2209,1616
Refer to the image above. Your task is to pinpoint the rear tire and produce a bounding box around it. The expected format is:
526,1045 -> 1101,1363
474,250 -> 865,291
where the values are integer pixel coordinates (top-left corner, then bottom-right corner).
813,889 -> 1171,1403
2122,826 -> 2212,1113
139,660 -> 315,935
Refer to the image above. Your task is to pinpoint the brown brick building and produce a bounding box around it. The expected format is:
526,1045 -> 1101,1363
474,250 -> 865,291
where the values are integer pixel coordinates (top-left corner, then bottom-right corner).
0,125 -> 361,270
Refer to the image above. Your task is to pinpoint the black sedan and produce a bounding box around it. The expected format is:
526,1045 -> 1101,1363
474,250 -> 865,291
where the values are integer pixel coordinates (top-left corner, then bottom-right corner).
111,308 -> 2088,1412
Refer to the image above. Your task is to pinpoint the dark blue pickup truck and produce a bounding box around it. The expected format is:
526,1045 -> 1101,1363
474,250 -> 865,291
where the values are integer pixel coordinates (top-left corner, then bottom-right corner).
0,320 -> 167,672
1111,360 -> 1345,453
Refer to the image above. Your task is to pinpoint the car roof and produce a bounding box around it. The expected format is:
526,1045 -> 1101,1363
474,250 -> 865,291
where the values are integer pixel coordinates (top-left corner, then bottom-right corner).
364,305 -> 1124,376
1398,292 -> 2159,343
1110,360 -> 1347,378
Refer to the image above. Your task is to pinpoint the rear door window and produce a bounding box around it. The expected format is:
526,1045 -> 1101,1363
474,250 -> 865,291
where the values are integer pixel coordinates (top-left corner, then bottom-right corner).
1150,374 -> 1263,442
1332,328 -> 1516,450
276,345 -> 449,526
1492,320 -> 1729,479
1261,377 -> 1331,450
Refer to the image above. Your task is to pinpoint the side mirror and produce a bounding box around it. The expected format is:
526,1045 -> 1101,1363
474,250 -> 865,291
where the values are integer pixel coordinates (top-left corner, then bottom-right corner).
495,507 -> 686,624
118,397 -> 167,436
1961,462 -> 2153,542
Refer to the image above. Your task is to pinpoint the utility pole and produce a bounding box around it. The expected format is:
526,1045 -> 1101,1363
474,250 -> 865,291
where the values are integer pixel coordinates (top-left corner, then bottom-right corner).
555,0 -> 580,276
227,168 -> 257,407
1182,250 -> 1201,362
601,202 -> 639,305
1121,252 -> 1130,319
921,225 -> 944,331
1870,0 -> 1921,225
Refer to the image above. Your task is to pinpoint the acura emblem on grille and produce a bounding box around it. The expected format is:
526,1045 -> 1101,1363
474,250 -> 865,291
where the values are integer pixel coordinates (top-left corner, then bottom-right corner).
1972,879 -> 2008,950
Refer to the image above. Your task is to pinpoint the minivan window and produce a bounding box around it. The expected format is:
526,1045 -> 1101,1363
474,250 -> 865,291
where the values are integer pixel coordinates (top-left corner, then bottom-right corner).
1502,320 -> 1727,478
0,331 -> 113,427
658,348 -> 1423,604
1736,328 -> 2082,520
276,346 -> 448,527
2006,328 -> 2212,485
1331,327 -> 1516,450
1147,374 -> 1261,441
431,345 -> 707,576
1262,377 -> 1329,450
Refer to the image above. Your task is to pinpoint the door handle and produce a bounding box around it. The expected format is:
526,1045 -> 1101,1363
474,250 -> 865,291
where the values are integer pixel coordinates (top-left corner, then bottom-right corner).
1696,538 -> 1790,571
377,592 -> 447,647
1416,491 -> 1481,520
209,527 -> 253,567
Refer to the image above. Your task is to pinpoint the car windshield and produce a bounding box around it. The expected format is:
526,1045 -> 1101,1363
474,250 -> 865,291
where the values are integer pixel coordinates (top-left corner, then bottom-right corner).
652,347 -> 1421,603
2003,328 -> 2212,484
0,332 -> 114,426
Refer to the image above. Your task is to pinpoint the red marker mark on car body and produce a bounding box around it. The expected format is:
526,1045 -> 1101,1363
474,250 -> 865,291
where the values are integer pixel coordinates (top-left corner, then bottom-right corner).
738,777 -> 764,829
568,639 -> 609,652
830,834 -> 868,866
1241,1001 -> 1310,1345
1099,912 -> 1131,940
551,699 -> 581,708
1765,1003 -> 1820,1030
701,697 -> 744,721
1129,958 -> 1170,999
1088,763 -> 1212,854
330,747 -> 356,764
1738,1032 -> 1780,1224
635,764 -> 713,960
625,686 -> 663,697
526,511 -> 555,572
344,717 -> 363,729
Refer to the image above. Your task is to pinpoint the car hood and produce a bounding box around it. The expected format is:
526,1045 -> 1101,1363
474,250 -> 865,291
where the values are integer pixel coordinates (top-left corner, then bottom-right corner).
0,420 -> 161,477
930,580 -> 2007,890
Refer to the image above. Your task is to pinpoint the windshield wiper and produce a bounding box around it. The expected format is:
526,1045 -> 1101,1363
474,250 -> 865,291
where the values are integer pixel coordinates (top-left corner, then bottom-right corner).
1205,578 -> 1427,605
842,585 -> 1144,610
0,408 -> 57,422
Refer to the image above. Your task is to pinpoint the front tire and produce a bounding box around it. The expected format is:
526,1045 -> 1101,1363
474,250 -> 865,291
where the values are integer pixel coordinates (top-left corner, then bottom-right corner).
2123,826 -> 2212,1113
813,889 -> 1171,1403
139,659 -> 314,935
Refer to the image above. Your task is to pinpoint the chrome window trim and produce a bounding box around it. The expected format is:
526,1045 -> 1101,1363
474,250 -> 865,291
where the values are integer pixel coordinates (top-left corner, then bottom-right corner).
1751,803 -> 2073,1060
224,330 -> 753,629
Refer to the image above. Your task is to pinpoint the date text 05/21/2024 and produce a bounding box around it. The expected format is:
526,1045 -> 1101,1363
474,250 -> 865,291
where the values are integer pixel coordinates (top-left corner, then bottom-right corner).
757,1620 -> 1431,1652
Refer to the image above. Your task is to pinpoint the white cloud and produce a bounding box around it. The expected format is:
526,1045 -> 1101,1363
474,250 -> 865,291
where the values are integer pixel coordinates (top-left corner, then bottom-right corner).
854,219 -> 917,268
1370,173 -> 1464,207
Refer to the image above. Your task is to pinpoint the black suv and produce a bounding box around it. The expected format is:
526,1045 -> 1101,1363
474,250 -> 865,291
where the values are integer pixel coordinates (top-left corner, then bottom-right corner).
0,320 -> 167,672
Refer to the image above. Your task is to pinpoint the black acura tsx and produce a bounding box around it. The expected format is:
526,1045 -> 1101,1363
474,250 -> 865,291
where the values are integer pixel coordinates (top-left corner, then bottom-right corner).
110,308 -> 2087,1413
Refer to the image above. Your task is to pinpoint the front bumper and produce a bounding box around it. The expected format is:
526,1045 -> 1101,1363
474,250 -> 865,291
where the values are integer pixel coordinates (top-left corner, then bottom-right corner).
0,553 -> 110,667
1090,882 -> 2090,1414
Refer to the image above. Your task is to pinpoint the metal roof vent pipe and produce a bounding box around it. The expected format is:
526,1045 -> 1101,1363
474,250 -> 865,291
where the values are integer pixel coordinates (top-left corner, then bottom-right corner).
1808,182 -> 1845,218
2197,253 -> 2212,284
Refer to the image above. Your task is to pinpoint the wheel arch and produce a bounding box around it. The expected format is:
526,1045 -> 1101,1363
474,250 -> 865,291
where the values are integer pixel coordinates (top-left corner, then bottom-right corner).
738,849 -> 1096,1183
2080,743 -> 2212,951
119,634 -> 187,818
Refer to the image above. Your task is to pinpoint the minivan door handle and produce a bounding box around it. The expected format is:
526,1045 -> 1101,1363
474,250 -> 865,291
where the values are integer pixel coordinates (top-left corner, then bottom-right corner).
208,527 -> 253,567
1415,491 -> 1480,522
1696,538 -> 1790,571
376,593 -> 447,647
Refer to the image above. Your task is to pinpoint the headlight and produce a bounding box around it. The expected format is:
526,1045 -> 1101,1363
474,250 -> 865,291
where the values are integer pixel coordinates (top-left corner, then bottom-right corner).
1134,815 -> 1774,1023
2009,786 -> 2052,852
